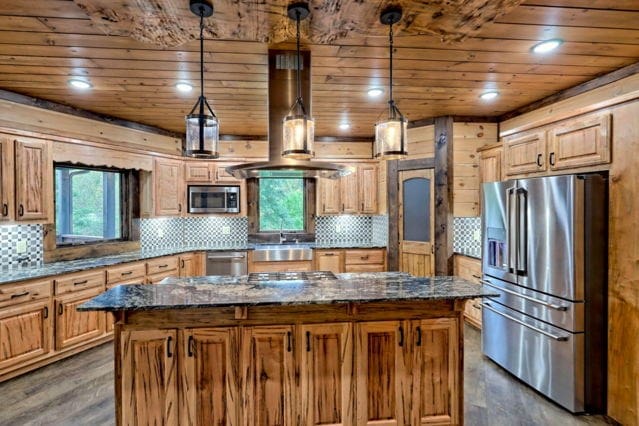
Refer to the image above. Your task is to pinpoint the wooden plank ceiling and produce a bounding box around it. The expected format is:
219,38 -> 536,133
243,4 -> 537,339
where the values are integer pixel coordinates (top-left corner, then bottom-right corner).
0,0 -> 638,138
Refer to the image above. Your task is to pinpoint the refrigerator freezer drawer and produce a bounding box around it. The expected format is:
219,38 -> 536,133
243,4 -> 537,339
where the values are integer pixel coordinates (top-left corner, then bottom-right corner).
481,276 -> 584,332
482,301 -> 585,413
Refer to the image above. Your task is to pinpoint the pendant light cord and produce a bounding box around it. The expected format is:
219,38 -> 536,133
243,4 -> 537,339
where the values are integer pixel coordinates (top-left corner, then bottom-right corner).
198,8 -> 205,149
388,20 -> 394,116
296,10 -> 303,109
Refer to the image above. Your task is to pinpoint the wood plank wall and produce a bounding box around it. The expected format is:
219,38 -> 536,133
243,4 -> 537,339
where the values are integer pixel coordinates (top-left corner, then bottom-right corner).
452,123 -> 498,217
498,74 -> 639,426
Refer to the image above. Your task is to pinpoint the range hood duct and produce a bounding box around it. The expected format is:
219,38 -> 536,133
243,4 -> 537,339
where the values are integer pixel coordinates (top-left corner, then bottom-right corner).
227,49 -> 353,179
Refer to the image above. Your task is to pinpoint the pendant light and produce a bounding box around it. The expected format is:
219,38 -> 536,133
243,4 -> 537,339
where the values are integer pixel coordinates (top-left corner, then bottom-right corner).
374,6 -> 407,160
185,0 -> 219,158
282,2 -> 314,159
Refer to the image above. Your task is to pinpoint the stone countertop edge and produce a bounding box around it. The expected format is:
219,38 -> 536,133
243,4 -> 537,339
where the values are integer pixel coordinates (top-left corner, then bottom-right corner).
0,244 -> 388,285
78,274 -> 499,312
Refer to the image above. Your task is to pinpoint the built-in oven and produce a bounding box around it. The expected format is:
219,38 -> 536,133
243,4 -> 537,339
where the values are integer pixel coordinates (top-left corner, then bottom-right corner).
188,185 -> 240,214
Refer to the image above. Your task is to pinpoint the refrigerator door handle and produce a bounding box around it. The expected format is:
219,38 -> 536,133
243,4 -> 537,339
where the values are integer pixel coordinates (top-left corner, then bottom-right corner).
480,280 -> 569,311
507,186 -> 517,273
517,188 -> 528,275
482,302 -> 570,341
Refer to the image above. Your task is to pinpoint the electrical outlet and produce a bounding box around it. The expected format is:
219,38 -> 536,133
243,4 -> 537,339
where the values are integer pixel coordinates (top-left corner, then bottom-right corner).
473,229 -> 481,242
157,229 -> 165,238
222,226 -> 231,235
335,224 -> 342,233
16,240 -> 27,254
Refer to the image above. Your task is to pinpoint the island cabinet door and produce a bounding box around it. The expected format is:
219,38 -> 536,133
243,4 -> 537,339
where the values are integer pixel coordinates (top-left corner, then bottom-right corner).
355,321 -> 411,426
120,330 -> 178,425
299,323 -> 354,426
241,325 -> 295,426
410,318 -> 460,426
179,328 -> 241,426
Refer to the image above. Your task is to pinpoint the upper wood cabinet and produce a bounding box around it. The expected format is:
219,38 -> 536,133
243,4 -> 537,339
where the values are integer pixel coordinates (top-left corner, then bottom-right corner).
213,162 -> 241,183
299,323 -> 353,426
478,144 -> 503,184
317,163 -> 379,215
120,329 -> 178,425
548,112 -> 611,171
503,130 -> 547,176
241,325 -> 296,425
184,162 -> 212,182
0,136 -> 14,221
14,137 -> 52,221
154,158 -> 184,216
0,299 -> 52,371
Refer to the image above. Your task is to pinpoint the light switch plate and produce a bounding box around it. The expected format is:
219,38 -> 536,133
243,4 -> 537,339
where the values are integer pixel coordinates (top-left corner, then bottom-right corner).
335,224 -> 342,233
16,240 -> 27,254
222,226 -> 231,235
157,229 -> 165,238
473,229 -> 481,242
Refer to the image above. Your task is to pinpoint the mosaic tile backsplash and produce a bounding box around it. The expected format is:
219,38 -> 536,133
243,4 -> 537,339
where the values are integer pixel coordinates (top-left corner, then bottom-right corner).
316,215 -> 388,246
0,224 -> 44,270
453,217 -> 482,258
140,217 -> 248,250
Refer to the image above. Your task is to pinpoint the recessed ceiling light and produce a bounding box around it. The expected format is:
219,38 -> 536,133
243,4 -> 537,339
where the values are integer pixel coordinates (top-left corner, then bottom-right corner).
367,88 -> 384,97
480,91 -> 499,101
339,122 -> 350,130
531,38 -> 563,54
68,79 -> 92,90
175,82 -> 193,93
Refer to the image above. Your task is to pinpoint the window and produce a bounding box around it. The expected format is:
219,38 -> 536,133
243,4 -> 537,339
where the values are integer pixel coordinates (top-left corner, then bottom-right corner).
55,165 -> 124,245
259,178 -> 305,231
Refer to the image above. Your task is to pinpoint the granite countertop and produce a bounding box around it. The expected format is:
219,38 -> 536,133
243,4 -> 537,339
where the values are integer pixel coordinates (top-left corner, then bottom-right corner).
1,243 -> 388,285
78,272 -> 498,312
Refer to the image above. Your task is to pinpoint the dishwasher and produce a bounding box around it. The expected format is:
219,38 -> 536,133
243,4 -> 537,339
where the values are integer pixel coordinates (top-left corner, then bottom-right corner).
206,251 -> 247,276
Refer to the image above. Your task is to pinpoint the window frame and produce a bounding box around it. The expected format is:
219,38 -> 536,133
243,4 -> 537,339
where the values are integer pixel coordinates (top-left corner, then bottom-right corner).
53,163 -> 130,247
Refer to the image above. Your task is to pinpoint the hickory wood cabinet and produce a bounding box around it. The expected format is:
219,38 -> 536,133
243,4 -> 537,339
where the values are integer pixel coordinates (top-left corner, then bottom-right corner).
454,255 -> 483,329
503,111 -> 611,177
118,316 -> 460,426
154,158 -> 184,216
0,134 -> 52,222
478,143 -> 503,184
315,248 -> 387,274
317,163 -> 379,215
184,160 -> 242,184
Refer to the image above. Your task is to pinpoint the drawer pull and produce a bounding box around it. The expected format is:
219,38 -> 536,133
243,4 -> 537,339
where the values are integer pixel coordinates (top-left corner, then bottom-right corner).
73,280 -> 89,286
472,274 -> 481,279
121,271 -> 133,276
360,255 -> 369,260
473,304 -> 481,309
158,264 -> 169,268
11,291 -> 29,299
323,253 -> 335,257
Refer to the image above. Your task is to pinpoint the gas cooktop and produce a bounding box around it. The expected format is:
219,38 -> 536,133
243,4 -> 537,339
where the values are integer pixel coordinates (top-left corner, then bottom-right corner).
248,271 -> 337,283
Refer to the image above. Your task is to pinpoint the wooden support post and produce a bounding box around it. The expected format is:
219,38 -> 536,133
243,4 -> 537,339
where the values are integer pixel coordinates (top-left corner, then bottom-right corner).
387,159 -> 399,271
434,116 -> 454,276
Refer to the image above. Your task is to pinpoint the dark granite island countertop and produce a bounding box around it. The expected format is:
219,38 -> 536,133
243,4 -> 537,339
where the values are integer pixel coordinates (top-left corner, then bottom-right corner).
78,272 -> 497,312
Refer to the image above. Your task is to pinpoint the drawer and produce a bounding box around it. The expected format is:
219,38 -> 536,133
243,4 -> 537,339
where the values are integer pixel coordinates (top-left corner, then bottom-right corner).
344,249 -> 385,265
0,279 -> 52,308
146,257 -> 179,276
344,264 -> 385,273
107,262 -> 147,284
107,278 -> 146,289
147,270 -> 179,284
54,270 -> 106,295
454,255 -> 482,284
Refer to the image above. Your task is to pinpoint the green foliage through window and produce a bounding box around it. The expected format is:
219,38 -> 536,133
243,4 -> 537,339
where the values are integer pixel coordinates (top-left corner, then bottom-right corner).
55,165 -> 122,245
259,178 -> 304,231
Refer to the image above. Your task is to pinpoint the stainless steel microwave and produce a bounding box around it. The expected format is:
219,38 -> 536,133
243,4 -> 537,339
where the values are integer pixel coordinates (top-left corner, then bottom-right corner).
187,185 -> 240,214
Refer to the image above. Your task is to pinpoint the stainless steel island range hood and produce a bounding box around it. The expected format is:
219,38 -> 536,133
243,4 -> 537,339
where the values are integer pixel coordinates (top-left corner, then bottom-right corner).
227,49 -> 353,179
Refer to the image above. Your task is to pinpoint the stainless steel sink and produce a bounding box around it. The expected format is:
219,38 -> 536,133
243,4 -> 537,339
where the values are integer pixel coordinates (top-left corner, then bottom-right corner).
252,244 -> 313,262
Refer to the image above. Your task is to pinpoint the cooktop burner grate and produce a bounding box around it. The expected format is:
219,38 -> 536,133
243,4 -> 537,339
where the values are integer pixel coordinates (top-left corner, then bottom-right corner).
248,271 -> 337,282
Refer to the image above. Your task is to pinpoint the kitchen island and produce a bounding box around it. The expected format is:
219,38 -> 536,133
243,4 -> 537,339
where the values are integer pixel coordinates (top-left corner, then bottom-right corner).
80,272 -> 496,426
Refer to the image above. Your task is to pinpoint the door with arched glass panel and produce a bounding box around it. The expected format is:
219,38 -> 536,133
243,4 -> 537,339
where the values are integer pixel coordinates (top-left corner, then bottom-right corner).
399,169 -> 435,276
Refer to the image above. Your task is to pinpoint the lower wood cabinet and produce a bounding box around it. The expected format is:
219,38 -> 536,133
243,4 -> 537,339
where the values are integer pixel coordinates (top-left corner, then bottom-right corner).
119,318 -> 460,425
454,255 -> 483,329
55,287 -> 104,350
0,299 -> 52,371
315,250 -> 344,274
179,253 -> 201,277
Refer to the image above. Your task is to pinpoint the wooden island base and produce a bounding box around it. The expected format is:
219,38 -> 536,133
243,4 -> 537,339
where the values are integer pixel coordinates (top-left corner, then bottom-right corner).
113,299 -> 465,426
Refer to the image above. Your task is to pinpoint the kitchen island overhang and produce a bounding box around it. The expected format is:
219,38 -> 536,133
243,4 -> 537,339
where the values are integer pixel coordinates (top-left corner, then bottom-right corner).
80,273 -> 497,425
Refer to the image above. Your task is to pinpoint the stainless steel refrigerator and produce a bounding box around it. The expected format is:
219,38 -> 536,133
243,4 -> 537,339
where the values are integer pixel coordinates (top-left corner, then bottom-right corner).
481,173 -> 607,414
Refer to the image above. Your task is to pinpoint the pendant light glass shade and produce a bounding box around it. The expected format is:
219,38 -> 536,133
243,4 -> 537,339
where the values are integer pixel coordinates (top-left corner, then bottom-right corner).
282,3 -> 314,160
184,0 -> 219,159
374,7 -> 407,160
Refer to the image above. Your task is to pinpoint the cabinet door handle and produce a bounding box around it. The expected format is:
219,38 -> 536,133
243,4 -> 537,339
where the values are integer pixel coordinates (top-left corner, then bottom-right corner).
73,280 -> 88,286
208,170 -> 211,180
323,253 -> 335,257
398,326 -> 404,347
167,336 -> 173,358
121,271 -> 133,276
178,203 -> 182,213
472,274 -> 481,279
286,331 -> 292,352
11,291 -> 29,299
342,203 -> 345,211
416,326 -> 422,347
43,306 -> 49,319
306,331 -> 311,352
549,152 -> 555,166
536,153 -> 543,167
187,335 -> 194,357
361,203 -> 364,211
2,203 -> 7,216
58,304 -> 63,315
181,259 -> 185,268
18,204 -> 24,217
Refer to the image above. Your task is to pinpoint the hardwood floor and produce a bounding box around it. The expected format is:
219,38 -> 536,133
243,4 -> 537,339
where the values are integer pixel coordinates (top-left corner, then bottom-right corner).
0,325 -> 616,425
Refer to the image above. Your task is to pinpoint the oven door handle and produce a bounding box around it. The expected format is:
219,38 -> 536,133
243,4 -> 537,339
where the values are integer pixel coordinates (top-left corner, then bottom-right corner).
480,280 -> 569,311
482,302 -> 569,341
